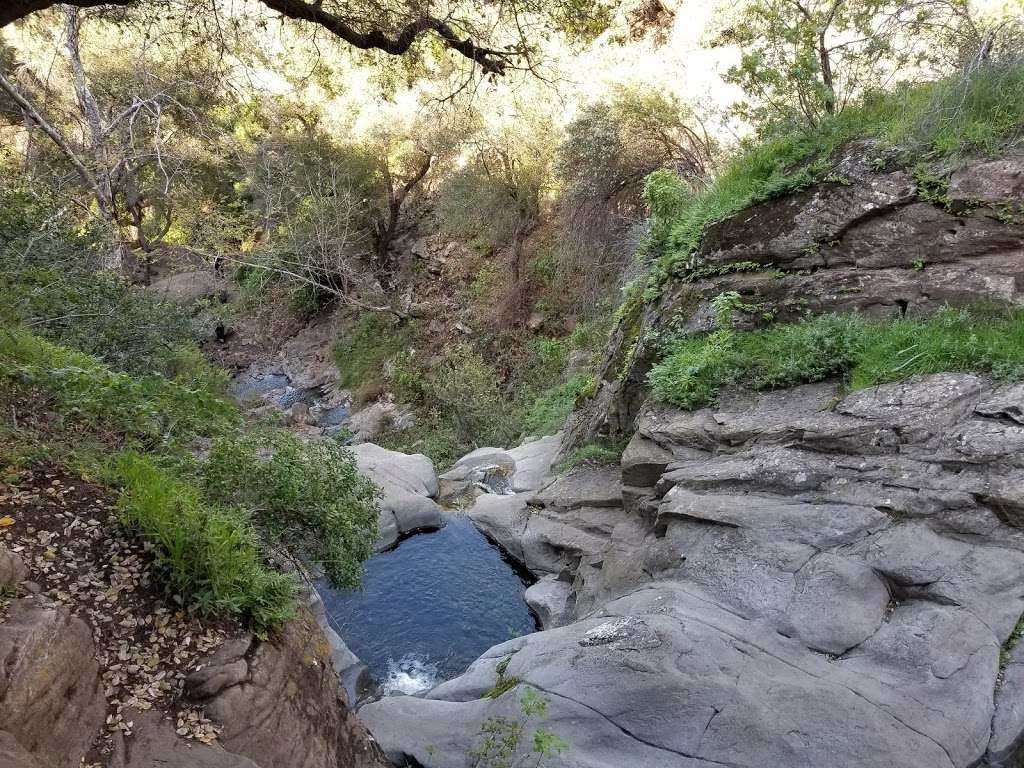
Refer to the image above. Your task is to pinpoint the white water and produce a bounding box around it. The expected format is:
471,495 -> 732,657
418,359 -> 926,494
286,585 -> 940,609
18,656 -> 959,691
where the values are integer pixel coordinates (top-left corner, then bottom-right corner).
380,654 -> 441,696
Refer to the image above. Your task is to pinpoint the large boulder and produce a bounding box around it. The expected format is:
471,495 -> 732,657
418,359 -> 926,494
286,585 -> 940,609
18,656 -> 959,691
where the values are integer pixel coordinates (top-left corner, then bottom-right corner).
524,575 -> 573,629
0,595 -> 106,768
507,435 -> 560,493
351,443 -> 442,550
187,610 -> 388,768
148,270 -> 231,304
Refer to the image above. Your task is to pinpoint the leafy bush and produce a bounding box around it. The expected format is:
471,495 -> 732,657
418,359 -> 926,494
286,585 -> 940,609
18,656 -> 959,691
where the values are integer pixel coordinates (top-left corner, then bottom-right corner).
115,452 -> 297,632
556,86 -> 712,299
0,328 -> 237,448
850,306 -> 1024,389
522,375 -> 595,437
1,328 -> 380,629
331,313 -> 419,404
202,430 -> 380,588
0,173 -> 205,379
556,438 -> 626,473
648,307 -> 1024,409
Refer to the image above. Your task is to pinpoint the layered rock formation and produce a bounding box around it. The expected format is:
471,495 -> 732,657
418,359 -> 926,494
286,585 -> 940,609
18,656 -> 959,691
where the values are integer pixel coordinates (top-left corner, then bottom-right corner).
360,144 -> 1024,768
563,145 -> 1024,450
363,372 -> 1024,768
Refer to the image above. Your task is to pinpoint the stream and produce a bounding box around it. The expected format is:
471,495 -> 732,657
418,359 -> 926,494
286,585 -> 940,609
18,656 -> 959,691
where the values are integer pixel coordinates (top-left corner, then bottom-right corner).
318,513 -> 538,696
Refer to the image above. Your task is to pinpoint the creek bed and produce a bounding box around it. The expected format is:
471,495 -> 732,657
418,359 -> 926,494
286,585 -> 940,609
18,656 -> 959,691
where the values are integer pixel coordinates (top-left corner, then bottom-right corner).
319,512 -> 537,696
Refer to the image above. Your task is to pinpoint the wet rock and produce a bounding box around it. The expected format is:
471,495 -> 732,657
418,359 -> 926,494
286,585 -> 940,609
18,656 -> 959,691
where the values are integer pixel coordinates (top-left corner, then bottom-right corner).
307,589 -> 374,706
438,448 -> 516,501
230,366 -> 291,404
0,596 -> 105,768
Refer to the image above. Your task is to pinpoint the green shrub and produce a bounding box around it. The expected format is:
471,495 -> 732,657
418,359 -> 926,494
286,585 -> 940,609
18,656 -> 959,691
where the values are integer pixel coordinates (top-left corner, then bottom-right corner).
429,344 -> 515,448
115,452 -> 297,632
1,328 -> 380,629
331,313 -> 419,404
0,328 -> 237,447
851,306 -> 1024,389
556,438 -> 626,473
522,375 -> 595,436
202,430 -> 380,588
649,307 -> 1024,409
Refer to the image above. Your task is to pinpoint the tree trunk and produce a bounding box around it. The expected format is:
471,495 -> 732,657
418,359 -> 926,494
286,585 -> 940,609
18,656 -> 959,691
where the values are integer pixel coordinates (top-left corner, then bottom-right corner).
818,32 -> 836,115
65,7 -> 123,270
372,153 -> 432,283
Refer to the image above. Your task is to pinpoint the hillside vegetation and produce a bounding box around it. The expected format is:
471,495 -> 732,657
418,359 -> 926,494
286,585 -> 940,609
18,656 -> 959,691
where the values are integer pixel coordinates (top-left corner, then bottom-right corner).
1,0 -> 1022,626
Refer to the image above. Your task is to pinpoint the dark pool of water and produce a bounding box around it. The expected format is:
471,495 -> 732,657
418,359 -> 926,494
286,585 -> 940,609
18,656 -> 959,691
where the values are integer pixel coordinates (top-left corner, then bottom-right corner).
319,513 -> 537,696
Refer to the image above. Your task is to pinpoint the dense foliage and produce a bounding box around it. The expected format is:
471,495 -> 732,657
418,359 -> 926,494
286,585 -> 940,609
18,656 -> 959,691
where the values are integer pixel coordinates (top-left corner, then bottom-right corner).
0,323 -> 379,631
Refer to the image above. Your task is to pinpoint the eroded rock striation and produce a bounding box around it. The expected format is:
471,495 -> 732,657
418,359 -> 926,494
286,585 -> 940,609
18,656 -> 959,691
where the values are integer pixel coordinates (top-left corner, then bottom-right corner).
562,145 -> 1024,450
365,375 -> 1024,768
356,147 -> 1024,768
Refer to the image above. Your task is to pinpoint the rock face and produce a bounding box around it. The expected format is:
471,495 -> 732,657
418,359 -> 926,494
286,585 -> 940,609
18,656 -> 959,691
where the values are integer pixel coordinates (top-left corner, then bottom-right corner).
148,270 -> 232,304
562,145 -> 1024,455
185,610 -> 388,768
0,591 -> 105,768
364,373 -> 1024,768
0,543 -> 388,768
352,443 -> 442,550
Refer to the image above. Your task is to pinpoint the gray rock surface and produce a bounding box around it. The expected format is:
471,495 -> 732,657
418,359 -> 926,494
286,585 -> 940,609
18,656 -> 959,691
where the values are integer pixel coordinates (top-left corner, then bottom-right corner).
113,709 -> 260,768
0,594 -> 105,768
507,435 -> 560,492
524,575 -> 573,629
192,610 -> 389,768
352,443 -> 442,549
989,642 -> 1024,767
369,373 -> 1024,768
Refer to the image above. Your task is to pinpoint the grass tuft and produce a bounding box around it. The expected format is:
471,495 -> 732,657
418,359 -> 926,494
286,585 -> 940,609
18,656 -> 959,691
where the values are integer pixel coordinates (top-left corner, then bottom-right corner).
649,307 -> 1024,410
115,452 -> 298,632
643,61 -> 1024,294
